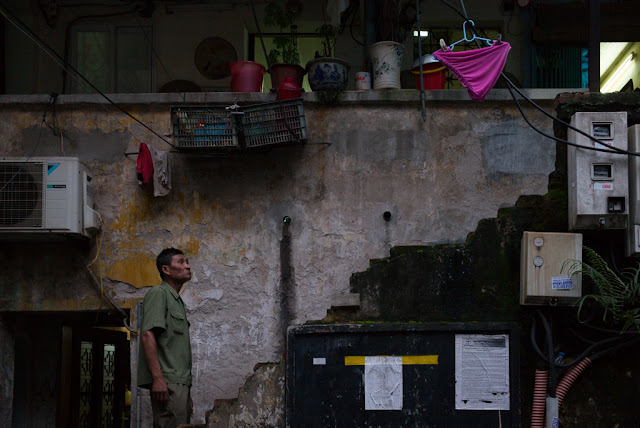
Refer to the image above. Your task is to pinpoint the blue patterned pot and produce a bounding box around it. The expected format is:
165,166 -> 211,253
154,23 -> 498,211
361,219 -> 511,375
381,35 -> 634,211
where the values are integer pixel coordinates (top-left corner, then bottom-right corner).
370,41 -> 405,90
305,58 -> 350,91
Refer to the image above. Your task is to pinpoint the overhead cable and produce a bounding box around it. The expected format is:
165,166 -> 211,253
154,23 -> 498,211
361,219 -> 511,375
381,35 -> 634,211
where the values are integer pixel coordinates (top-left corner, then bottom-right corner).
0,3 -> 176,149
438,0 -> 640,158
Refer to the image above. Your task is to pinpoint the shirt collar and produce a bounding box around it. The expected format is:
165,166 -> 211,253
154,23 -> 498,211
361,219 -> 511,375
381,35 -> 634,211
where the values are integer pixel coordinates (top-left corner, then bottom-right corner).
160,281 -> 182,301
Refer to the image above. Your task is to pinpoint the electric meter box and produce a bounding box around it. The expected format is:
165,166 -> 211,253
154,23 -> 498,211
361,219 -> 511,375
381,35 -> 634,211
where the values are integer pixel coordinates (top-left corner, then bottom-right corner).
626,125 -> 640,256
568,112 -> 628,230
520,231 -> 582,305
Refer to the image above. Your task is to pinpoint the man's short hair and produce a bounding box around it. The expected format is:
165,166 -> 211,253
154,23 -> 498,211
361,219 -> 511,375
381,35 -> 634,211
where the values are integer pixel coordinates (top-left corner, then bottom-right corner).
156,248 -> 184,280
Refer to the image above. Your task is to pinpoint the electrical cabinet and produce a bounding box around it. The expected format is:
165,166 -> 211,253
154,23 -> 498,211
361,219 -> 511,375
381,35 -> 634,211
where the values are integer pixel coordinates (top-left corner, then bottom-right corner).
568,112 -> 628,230
520,231 -> 582,305
627,125 -> 640,256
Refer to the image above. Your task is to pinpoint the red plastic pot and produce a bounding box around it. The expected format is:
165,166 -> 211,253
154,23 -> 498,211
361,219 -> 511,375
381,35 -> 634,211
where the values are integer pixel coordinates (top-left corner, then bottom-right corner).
229,61 -> 266,92
411,64 -> 446,90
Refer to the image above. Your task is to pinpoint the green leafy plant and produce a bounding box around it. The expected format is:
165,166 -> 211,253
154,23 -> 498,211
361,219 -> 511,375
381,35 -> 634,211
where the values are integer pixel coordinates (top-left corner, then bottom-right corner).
317,24 -> 336,58
264,1 -> 300,64
563,246 -> 640,332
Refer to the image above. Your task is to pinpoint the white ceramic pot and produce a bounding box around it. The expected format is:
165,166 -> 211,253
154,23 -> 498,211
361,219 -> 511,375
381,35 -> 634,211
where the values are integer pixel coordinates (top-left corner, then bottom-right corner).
370,41 -> 405,90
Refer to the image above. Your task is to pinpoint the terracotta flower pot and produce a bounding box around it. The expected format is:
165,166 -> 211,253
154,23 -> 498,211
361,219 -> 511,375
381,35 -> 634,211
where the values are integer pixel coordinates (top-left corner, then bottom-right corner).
270,63 -> 306,92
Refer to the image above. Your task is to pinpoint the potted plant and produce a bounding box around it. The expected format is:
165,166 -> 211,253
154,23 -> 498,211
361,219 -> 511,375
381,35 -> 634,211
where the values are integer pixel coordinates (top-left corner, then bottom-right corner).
370,0 -> 413,90
264,0 -> 306,91
305,24 -> 350,91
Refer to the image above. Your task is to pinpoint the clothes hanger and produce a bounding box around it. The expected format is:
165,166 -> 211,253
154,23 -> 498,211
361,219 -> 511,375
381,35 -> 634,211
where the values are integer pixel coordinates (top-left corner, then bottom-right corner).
448,20 -> 495,51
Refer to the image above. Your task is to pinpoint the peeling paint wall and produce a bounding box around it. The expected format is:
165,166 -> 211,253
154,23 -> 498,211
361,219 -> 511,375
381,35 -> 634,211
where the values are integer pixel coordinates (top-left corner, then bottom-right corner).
0,96 -> 556,423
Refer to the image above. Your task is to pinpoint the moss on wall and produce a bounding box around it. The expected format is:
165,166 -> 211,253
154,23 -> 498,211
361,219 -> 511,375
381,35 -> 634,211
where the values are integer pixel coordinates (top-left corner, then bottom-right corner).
340,92 -> 640,427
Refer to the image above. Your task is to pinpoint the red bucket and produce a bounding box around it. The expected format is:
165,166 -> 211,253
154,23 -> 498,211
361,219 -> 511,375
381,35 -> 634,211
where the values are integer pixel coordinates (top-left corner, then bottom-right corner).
412,64 -> 446,90
229,61 -> 266,92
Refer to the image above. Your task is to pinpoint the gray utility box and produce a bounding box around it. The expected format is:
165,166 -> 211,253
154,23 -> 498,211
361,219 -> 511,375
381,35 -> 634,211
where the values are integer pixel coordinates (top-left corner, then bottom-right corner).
568,112 -> 629,230
626,125 -> 640,256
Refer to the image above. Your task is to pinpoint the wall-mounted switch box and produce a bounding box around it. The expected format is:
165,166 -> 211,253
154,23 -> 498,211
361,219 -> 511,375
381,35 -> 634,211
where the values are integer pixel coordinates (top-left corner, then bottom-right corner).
520,231 -> 582,305
568,112 -> 628,230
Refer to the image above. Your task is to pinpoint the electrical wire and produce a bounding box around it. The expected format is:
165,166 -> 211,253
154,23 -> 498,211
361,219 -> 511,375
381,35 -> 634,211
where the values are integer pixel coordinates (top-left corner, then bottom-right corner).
0,95 -> 54,193
250,0 -> 272,72
437,0 -> 640,158
503,74 -> 640,157
0,3 -> 176,149
2,4 -> 178,151
532,312 -> 629,369
504,81 -> 640,156
348,1 -> 364,47
128,7 -> 243,138
86,215 -> 105,317
130,10 -> 187,102
590,336 -> 640,361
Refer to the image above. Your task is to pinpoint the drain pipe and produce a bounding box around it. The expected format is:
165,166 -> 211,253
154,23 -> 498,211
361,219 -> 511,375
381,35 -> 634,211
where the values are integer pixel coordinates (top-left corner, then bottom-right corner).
136,301 -> 142,428
416,0 -> 426,122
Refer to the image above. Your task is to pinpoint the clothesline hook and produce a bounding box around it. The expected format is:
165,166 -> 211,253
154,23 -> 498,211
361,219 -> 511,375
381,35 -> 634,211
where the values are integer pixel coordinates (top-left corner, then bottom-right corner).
462,20 -> 476,42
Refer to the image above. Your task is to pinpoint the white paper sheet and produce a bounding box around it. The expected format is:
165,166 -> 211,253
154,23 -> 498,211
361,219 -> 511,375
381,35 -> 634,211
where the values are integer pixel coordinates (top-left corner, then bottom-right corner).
364,356 -> 403,410
455,334 -> 510,410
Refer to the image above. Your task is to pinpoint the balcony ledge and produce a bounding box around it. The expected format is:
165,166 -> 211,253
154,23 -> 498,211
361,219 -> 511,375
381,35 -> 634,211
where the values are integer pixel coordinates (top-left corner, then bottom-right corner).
0,88 -> 588,106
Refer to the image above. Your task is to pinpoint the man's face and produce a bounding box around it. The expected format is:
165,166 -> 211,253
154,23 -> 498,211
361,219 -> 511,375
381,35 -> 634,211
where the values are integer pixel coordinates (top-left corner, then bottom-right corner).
162,254 -> 191,284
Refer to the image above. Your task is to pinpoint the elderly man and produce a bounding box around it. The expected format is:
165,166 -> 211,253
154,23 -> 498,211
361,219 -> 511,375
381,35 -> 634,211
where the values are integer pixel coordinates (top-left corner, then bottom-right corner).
138,248 -> 193,428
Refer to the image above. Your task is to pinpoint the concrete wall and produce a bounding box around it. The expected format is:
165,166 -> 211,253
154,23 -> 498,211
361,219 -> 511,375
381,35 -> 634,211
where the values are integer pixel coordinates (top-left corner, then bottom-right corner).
0,90 -> 557,424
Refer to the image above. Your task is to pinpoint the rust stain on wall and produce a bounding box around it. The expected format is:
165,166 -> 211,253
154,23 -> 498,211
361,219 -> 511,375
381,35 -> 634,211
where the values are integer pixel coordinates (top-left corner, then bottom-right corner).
106,254 -> 159,288
106,236 -> 200,288
175,235 -> 201,257
110,200 -> 156,234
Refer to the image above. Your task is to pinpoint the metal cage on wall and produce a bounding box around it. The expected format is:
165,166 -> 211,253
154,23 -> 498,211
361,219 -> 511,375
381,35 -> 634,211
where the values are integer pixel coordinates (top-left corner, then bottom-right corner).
171,99 -> 307,151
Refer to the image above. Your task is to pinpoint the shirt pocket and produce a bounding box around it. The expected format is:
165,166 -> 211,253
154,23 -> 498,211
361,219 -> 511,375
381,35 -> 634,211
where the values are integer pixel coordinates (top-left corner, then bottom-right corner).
169,310 -> 187,334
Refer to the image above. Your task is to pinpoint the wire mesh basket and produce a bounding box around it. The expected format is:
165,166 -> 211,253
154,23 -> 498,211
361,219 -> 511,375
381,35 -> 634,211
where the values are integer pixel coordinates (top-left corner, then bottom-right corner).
240,98 -> 307,148
171,106 -> 239,150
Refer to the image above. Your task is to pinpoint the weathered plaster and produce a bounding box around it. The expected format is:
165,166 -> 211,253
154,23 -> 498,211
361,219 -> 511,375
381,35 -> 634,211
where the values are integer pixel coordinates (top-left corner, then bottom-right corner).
0,97 -> 556,423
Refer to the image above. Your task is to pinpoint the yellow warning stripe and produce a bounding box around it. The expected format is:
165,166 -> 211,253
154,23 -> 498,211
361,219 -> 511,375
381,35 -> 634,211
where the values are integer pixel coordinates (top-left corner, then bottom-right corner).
344,355 -> 439,366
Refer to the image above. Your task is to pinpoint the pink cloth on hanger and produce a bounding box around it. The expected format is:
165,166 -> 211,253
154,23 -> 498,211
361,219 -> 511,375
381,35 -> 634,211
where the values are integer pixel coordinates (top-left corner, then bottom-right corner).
136,142 -> 154,186
433,42 -> 511,102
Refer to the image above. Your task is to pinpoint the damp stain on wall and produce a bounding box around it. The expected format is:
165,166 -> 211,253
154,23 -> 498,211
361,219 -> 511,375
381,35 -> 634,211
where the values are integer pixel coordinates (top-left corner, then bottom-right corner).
106,254 -> 158,288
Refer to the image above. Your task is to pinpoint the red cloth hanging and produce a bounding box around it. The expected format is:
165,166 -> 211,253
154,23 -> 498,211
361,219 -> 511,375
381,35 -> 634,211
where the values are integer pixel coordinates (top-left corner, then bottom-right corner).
433,42 -> 511,102
136,142 -> 154,186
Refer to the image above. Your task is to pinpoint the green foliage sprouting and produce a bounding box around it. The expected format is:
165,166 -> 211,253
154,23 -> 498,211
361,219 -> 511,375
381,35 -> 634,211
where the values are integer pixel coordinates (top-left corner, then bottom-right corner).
563,246 -> 640,332
264,1 -> 300,65
317,24 -> 336,58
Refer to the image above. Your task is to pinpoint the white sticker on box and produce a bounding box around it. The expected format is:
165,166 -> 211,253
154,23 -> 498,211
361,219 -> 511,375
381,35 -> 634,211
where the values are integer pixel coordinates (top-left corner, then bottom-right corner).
313,358 -> 326,365
552,277 -> 573,290
593,182 -> 613,191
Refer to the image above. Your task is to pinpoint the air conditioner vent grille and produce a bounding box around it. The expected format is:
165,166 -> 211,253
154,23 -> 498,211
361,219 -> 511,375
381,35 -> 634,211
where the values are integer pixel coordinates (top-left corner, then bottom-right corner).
0,162 -> 44,227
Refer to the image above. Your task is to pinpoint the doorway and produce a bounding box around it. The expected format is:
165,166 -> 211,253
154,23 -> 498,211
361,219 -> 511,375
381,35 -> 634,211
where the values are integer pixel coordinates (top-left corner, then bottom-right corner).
10,312 -> 130,428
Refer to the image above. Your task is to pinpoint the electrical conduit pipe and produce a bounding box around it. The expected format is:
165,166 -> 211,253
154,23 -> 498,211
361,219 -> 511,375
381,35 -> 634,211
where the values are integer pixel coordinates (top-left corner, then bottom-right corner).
532,370 -> 548,428
557,358 -> 592,406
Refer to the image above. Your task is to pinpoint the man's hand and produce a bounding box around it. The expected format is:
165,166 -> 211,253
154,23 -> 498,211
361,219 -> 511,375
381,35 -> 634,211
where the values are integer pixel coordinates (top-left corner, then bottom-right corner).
151,377 -> 169,404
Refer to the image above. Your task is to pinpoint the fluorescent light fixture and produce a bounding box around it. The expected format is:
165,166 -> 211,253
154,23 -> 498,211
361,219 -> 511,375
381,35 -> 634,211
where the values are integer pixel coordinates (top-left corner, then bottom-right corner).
601,52 -> 635,93
413,30 -> 429,37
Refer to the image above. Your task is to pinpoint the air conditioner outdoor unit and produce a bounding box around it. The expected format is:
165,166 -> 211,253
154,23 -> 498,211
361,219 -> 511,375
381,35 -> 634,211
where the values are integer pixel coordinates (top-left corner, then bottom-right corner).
0,157 -> 100,237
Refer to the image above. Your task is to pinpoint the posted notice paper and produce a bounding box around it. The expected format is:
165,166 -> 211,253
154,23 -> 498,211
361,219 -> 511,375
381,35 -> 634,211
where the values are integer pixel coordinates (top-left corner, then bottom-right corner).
364,356 -> 403,410
455,334 -> 510,410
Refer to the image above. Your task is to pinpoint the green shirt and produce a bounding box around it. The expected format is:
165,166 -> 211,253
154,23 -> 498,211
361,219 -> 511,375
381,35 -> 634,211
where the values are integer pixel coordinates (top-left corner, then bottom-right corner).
138,281 -> 192,388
